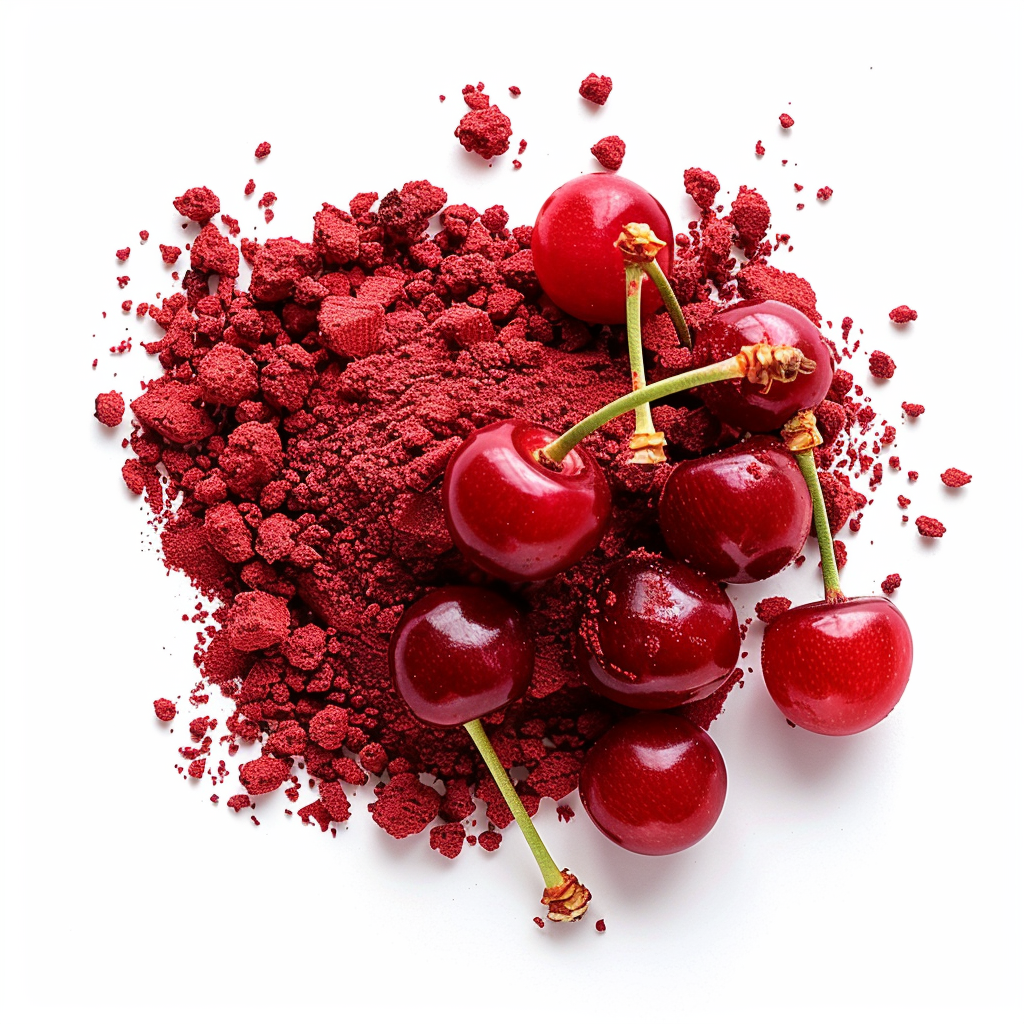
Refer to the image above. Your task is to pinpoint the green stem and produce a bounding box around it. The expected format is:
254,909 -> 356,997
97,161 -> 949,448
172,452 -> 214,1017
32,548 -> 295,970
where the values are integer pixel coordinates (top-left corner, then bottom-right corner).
794,448 -> 846,603
463,718 -> 563,890
541,354 -> 745,465
643,259 -> 692,349
624,263 -> 655,437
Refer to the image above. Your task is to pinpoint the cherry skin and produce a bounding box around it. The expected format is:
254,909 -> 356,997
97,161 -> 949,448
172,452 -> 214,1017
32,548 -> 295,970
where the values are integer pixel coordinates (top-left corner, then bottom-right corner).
659,436 -> 812,584
579,713 -> 727,855
389,586 -> 534,728
761,596 -> 913,735
442,418 -> 612,583
697,300 -> 834,432
576,557 -> 740,710
532,173 -> 674,324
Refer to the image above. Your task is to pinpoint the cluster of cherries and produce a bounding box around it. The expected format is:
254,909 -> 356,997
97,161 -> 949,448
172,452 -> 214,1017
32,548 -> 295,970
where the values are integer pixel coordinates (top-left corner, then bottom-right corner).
388,174 -> 913,922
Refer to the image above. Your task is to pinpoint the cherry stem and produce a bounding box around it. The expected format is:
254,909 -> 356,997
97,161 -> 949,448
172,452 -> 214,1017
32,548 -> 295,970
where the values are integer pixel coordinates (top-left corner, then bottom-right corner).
642,259 -> 692,349
794,448 -> 846,603
540,354 -> 748,465
624,263 -> 656,439
463,718 -> 564,889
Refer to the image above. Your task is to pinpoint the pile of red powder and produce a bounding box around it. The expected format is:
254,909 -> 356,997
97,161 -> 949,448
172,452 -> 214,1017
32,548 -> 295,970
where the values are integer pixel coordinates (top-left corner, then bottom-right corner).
100,154 -> 935,854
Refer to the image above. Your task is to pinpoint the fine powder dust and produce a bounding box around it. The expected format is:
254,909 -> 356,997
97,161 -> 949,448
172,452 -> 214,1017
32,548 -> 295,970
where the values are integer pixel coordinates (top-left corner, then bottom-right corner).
103,155 -> 921,851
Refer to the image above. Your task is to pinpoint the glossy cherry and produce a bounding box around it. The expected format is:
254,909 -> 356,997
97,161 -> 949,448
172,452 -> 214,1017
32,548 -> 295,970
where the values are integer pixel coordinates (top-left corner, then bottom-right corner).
533,173 -> 674,324
576,557 -> 740,710
659,436 -> 811,583
761,596 -> 913,735
697,300 -> 834,432
579,713 -> 727,855
389,586 -> 534,728
442,418 -> 612,583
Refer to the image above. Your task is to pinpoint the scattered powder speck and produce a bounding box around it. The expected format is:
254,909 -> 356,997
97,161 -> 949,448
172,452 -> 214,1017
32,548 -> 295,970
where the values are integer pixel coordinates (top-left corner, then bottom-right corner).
579,73 -> 612,105
779,113 -> 795,128
915,515 -> 946,538
755,140 -> 765,156
940,468 -> 971,488
596,919 -> 607,932
591,135 -> 625,171
533,916 -> 545,928
509,85 -> 521,97
889,305 -> 917,324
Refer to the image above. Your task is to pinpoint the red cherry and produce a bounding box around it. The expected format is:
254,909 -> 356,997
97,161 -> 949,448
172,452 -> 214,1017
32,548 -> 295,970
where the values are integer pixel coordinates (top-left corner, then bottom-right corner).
389,586 -> 534,728
533,173 -> 674,324
442,418 -> 612,583
761,596 -> 913,735
697,300 -> 834,432
576,557 -> 740,709
579,713 -> 727,855
659,436 -> 811,583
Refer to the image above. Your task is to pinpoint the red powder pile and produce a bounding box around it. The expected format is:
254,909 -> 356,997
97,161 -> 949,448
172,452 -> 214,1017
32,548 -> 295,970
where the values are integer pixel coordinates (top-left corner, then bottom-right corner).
101,139 -> 938,856
591,136 -> 625,171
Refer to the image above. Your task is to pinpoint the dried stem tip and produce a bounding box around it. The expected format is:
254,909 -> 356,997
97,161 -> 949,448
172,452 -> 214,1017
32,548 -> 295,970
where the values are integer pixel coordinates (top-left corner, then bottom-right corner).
628,430 -> 667,465
782,409 -> 823,452
615,222 -> 667,264
542,870 -> 592,922
737,343 -> 816,393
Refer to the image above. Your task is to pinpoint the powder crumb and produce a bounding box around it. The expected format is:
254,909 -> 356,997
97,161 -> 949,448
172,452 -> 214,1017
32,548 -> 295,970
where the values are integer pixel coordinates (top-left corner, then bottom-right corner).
794,183 -> 804,192
454,106 -> 513,159
908,470 -> 920,482
139,230 -> 149,242
881,573 -> 902,595
255,141 -> 271,159
889,305 -> 917,324
898,494 -> 911,508
478,831 -> 502,852
596,919 -> 607,933
869,350 -> 896,379
153,698 -> 176,722
940,468 -> 972,488
188,758 -> 206,780
518,139 -> 527,155
779,113 -> 795,128
439,94 -> 445,102
512,159 -> 522,170
115,247 -> 130,261
159,244 -> 181,265
755,597 -> 792,623
244,179 -> 256,196
226,794 -> 250,813
901,402 -> 925,418
173,186 -> 220,223
94,391 -> 125,427
579,73 -> 612,105
816,186 -> 834,201
916,515 -> 946,538
556,804 -> 575,823
533,917 -> 545,929
429,822 -> 466,859
755,140 -> 765,156
591,135 -> 625,170
509,85 -> 521,97
684,167 -> 720,211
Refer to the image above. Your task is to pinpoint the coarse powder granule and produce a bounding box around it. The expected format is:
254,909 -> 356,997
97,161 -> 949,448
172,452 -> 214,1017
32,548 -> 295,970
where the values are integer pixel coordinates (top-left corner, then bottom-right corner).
101,153 -> 933,854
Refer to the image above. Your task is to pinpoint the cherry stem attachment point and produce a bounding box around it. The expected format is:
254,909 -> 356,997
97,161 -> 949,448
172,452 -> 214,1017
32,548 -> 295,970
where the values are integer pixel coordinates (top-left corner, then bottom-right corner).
541,342 -> 814,466
784,410 -> 845,604
463,718 -> 591,922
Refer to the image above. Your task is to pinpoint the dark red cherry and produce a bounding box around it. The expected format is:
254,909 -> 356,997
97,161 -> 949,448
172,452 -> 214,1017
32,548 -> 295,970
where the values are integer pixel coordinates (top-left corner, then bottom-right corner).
697,300 -> 834,432
532,173 -> 674,324
659,436 -> 811,583
761,596 -> 913,735
389,586 -> 534,728
442,418 -> 612,583
579,713 -> 727,855
576,557 -> 740,710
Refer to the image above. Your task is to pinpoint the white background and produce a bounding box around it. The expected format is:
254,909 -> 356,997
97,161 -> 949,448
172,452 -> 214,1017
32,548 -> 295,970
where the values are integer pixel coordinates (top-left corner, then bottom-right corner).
2,2 -> 1021,1021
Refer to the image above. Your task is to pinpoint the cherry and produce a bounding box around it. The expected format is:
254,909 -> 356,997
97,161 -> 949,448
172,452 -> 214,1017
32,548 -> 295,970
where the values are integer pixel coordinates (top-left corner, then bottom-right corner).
389,586 -> 533,728
761,596 -> 913,735
442,418 -> 612,583
579,713 -> 727,855
389,585 -> 591,922
697,300 -> 834,432
576,557 -> 740,710
658,436 -> 811,583
533,174 -> 674,324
